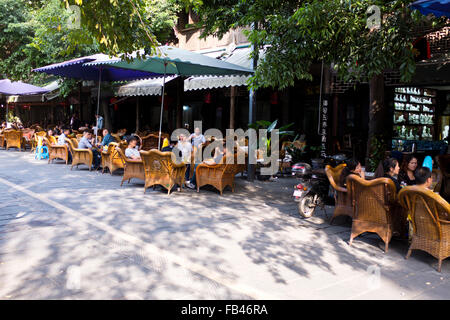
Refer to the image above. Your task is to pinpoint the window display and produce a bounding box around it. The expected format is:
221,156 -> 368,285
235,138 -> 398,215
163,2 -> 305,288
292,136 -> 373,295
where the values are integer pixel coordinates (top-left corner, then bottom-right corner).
392,87 -> 437,151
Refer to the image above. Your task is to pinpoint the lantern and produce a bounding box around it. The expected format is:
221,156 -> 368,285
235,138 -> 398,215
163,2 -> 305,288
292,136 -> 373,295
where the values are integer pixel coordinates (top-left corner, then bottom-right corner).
204,92 -> 212,104
270,92 -> 279,105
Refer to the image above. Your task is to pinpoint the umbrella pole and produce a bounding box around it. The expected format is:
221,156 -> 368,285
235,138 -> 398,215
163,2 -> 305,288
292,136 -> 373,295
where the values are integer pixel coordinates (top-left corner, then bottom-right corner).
158,63 -> 167,150
95,67 -> 102,143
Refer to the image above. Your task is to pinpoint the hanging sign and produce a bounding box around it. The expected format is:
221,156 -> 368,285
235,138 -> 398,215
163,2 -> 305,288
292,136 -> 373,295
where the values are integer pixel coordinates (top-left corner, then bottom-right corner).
320,99 -> 328,157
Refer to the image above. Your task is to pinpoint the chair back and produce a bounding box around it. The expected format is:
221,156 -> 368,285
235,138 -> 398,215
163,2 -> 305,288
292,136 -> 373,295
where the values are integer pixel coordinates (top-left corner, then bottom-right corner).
140,149 -> 178,176
140,133 -> 164,151
398,186 -> 450,241
65,138 -> 76,153
76,134 -> 83,141
48,135 -> 57,145
325,164 -> 347,190
111,133 -> 122,143
347,175 -> 397,224
70,138 -> 79,148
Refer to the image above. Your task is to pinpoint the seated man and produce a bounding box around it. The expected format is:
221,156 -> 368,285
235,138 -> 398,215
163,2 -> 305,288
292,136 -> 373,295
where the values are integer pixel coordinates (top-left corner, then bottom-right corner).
98,128 -> 115,148
125,136 -> 141,160
78,129 -> 101,169
57,127 -> 73,162
414,166 -> 449,220
185,141 -> 227,189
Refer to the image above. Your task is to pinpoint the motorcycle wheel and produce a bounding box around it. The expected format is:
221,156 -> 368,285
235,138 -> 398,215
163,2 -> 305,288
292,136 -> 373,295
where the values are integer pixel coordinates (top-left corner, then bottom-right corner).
298,194 -> 316,218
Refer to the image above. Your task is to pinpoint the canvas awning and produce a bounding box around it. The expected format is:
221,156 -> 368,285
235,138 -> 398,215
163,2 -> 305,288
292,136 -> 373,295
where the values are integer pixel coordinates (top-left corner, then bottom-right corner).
115,76 -> 178,97
6,81 -> 61,103
184,46 -> 264,91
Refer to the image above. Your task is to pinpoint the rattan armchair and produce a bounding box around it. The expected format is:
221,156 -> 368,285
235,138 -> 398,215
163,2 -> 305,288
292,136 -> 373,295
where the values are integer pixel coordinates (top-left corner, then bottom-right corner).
347,175 -> 405,252
195,155 -> 239,195
140,150 -> 186,194
45,137 -> 69,164
101,142 -> 125,174
138,133 -> 165,151
4,130 -> 25,151
325,164 -> 353,224
116,147 -> 145,185
437,155 -> 450,200
0,133 -> 5,149
65,138 -> 93,171
398,186 -> 450,272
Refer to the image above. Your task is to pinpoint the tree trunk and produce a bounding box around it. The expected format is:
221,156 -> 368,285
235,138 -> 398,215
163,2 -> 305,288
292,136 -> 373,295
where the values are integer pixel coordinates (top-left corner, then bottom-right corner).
101,98 -> 112,132
365,74 -> 386,169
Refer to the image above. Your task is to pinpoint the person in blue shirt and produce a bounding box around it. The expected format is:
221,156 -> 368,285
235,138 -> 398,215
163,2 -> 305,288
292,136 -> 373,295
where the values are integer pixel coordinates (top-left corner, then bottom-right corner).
98,128 -> 115,147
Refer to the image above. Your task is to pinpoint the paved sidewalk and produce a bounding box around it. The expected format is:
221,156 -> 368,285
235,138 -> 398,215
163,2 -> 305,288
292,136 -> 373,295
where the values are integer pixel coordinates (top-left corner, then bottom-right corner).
0,150 -> 448,299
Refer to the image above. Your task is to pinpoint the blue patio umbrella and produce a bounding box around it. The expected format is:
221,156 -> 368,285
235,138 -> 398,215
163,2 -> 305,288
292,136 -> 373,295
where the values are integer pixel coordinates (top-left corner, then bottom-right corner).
411,0 -> 450,18
85,46 -> 254,148
33,54 -> 159,139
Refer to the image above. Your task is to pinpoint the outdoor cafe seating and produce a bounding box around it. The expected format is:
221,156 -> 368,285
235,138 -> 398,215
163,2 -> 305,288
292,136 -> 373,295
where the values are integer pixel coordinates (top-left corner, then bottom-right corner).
101,141 -> 127,175
116,147 -> 146,186
347,175 -> 406,253
4,130 -> 26,151
45,137 -> 70,165
398,186 -> 450,272
65,138 -> 94,171
325,163 -> 354,224
141,149 -> 187,195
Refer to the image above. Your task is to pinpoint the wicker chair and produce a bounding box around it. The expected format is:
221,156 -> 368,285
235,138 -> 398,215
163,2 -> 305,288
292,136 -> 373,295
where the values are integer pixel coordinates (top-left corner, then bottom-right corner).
140,149 -> 186,194
325,164 -> 353,224
0,133 -> 5,149
30,131 -> 47,153
347,175 -> 404,252
101,142 -> 125,174
437,155 -> 450,201
65,138 -> 93,171
398,186 -> 450,272
116,147 -> 145,185
45,137 -> 69,164
139,133 -> 164,151
195,154 -> 240,195
4,130 -> 25,151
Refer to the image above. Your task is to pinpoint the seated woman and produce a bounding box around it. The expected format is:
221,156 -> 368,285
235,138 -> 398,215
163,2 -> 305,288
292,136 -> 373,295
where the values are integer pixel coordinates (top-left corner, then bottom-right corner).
339,159 -> 364,188
398,154 -> 418,186
125,136 -> 141,160
383,157 -> 401,192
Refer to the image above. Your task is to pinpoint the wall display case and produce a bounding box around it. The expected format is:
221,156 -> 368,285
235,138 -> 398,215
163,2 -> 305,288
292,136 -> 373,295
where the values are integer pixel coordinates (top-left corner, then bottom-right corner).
392,87 -> 437,151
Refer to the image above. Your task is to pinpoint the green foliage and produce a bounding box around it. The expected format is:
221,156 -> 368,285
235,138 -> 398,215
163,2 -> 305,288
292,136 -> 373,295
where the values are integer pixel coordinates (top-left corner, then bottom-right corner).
248,119 -> 295,156
367,134 -> 387,172
192,0 -> 448,89
62,0 -> 181,59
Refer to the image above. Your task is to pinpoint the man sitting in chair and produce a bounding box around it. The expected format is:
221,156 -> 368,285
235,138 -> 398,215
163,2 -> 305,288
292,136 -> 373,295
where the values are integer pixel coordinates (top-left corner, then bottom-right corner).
57,127 -> 72,162
78,129 -> 101,170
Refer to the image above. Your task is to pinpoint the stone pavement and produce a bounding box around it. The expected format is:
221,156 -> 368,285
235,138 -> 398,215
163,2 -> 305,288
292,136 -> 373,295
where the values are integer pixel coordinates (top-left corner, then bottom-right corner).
0,149 -> 448,300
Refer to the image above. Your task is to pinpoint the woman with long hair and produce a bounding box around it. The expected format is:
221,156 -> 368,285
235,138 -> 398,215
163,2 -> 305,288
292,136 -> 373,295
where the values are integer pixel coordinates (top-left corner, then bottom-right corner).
397,154 -> 418,186
339,159 -> 364,187
383,157 -> 401,192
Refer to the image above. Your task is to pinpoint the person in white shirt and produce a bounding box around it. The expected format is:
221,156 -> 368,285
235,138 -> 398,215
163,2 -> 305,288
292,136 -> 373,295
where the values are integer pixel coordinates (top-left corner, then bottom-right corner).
125,136 -> 141,160
57,128 -> 70,145
188,127 -> 206,148
176,133 -> 193,185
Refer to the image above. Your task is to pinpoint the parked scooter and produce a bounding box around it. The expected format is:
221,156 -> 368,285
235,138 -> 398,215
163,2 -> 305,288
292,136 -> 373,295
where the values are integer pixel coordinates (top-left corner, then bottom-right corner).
291,162 -> 330,218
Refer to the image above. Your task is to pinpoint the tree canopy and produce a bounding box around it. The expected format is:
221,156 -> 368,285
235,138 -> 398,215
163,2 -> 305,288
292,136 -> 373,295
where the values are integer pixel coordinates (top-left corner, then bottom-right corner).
192,0 -> 448,89
0,0 -> 180,88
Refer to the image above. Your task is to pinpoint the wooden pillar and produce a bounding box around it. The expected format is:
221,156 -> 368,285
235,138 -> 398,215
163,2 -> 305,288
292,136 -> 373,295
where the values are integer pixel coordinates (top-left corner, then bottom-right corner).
229,86 -> 236,129
176,77 -> 184,129
136,96 -> 140,132
101,98 -> 112,131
